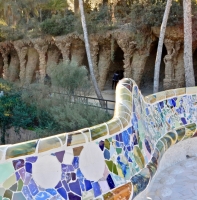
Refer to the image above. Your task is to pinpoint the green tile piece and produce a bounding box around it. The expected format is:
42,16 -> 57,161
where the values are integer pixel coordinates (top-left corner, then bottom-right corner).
105,160 -> 113,172
108,138 -> 112,142
3,174 -> 16,189
17,179 -> 23,191
116,148 -> 122,154
13,192 -> 26,200
9,183 -> 17,192
103,192 -> 113,200
112,164 -> 118,175
6,141 -> 37,159
0,196 -> 2,200
3,190 -> 12,199
90,124 -> 108,140
104,139 -> 110,150
0,163 -> 15,184
133,146 -> 145,169
176,127 -> 185,142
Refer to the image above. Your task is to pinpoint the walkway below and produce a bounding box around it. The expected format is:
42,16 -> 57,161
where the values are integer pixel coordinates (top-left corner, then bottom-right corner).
135,156 -> 197,200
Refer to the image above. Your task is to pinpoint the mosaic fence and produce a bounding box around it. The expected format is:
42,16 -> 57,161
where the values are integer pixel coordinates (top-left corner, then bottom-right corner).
0,78 -> 197,200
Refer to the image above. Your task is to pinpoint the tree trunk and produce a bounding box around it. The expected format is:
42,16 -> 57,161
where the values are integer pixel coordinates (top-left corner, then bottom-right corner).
183,0 -> 195,87
78,0 -> 105,107
74,0 -> 79,13
153,0 -> 172,93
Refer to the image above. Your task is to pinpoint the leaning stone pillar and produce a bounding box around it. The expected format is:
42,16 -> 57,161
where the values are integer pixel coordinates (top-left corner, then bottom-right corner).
33,40 -> 48,83
14,41 -> 28,85
0,44 -> 10,80
55,37 -> 71,63
116,39 -> 136,78
163,39 -> 181,90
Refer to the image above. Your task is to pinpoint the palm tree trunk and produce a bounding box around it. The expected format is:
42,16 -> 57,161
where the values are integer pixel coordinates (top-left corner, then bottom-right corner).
153,0 -> 172,93
183,0 -> 195,87
78,0 -> 105,107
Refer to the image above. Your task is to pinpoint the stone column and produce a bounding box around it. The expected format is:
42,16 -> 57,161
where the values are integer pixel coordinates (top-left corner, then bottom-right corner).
9,50 -> 20,82
117,39 -> 136,78
14,41 -> 28,84
131,50 -> 150,86
163,39 -> 181,90
33,40 -> 48,83
97,44 -> 111,90
0,45 -> 10,80
55,38 -> 71,63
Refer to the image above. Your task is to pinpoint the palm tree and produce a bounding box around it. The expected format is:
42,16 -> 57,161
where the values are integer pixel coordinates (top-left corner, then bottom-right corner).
183,0 -> 195,87
153,0 -> 172,93
78,0 -> 105,107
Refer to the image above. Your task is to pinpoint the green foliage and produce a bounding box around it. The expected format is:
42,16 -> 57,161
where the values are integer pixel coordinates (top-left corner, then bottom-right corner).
51,61 -> 91,96
0,79 -> 57,144
19,62 -> 111,140
40,10 -> 76,36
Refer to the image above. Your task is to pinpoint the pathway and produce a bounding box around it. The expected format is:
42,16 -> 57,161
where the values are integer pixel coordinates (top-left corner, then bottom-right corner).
135,156 -> 197,200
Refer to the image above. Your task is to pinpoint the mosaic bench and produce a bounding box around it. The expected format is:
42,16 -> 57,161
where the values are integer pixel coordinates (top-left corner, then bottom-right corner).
0,78 -> 196,200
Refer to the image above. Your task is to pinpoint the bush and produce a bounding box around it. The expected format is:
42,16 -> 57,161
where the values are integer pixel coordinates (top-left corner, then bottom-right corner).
50,61 -> 91,96
40,10 -> 76,36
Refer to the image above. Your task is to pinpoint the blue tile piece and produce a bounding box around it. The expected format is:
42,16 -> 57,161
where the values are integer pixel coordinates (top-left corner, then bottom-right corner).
79,179 -> 85,191
99,141 -> 104,151
57,187 -> 67,200
133,135 -> 138,145
104,149 -> 110,160
122,130 -> 129,146
145,139 -> 151,154
28,178 -> 39,196
181,117 -> 187,125
69,180 -> 81,196
116,141 -> 120,147
35,192 -> 51,200
55,151 -> 65,163
106,174 -> 115,189
92,182 -> 101,197
72,157 -> 79,169
119,133 -> 123,142
68,192 -> 81,200
26,156 -> 37,163
84,180 -> 92,191
55,181 -> 62,189
127,127 -> 132,135
62,164 -> 74,172
145,108 -> 149,115
159,101 -> 164,109
13,159 -> 24,170
22,185 -> 33,200
76,169 -> 84,179
65,173 -> 72,183
46,189 -> 57,196
25,162 -> 32,174
62,180 -> 70,192
15,171 -> 20,181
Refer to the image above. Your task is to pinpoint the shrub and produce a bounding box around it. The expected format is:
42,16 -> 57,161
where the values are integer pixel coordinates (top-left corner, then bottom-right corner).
40,10 -> 76,36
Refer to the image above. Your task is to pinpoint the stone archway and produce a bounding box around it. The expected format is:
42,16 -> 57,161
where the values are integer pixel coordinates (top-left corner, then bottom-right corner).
140,41 -> 166,95
46,44 -> 62,77
25,47 -> 39,84
8,49 -> 20,82
105,43 -> 124,90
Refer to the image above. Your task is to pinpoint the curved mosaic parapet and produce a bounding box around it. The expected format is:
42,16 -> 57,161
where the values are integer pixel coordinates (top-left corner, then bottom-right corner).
0,78 -> 197,200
